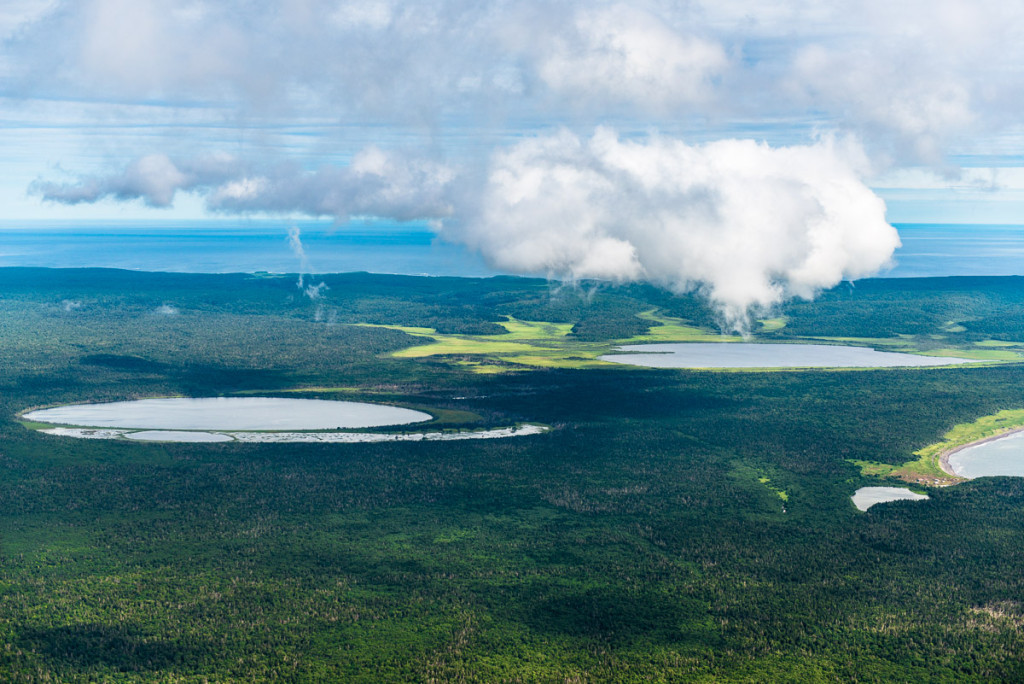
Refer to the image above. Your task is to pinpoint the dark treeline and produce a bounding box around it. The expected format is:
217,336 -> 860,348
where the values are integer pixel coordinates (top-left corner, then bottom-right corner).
3,269 -> 1024,681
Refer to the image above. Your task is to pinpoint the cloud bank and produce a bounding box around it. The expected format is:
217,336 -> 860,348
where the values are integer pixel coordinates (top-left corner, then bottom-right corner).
34,129 -> 898,329
8,0 -> 1024,163
24,0 -> 1018,323
31,148 -> 456,221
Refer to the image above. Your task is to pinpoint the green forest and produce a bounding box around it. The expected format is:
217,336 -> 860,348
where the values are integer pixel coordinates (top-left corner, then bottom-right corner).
4,268 -> 1024,681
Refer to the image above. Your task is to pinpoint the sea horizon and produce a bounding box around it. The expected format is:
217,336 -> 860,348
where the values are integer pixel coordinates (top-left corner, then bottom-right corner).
1,219 -> 1021,280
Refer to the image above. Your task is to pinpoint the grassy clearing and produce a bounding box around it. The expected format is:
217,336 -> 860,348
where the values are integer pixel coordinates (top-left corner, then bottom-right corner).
455,361 -> 518,374
811,336 -> 921,350
852,408 -> 1024,485
811,335 -> 1022,362
365,317 -> 590,367
393,338 -> 541,358
758,317 -> 788,332
847,459 -> 899,478
379,309 -> 737,371
360,315 -> 639,371
627,310 -> 739,343
365,310 -> 1020,375
414,407 -> 484,425
758,476 -> 789,502
17,420 -> 53,430
919,348 -> 1021,361
486,318 -> 574,340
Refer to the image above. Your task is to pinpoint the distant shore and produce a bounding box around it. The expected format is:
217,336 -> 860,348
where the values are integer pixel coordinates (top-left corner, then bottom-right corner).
938,426 -> 1024,478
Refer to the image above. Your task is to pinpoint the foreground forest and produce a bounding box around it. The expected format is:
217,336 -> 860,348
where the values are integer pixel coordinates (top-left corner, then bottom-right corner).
3,268 -> 1024,681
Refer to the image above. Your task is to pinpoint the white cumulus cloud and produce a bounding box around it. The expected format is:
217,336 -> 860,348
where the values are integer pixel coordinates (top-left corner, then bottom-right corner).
446,129 -> 899,329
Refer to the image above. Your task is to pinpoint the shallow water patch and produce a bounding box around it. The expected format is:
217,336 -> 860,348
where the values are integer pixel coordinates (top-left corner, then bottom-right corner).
41,424 -> 548,444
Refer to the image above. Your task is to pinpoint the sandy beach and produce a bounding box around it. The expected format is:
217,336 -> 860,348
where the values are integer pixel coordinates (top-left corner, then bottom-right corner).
938,426 -> 1024,478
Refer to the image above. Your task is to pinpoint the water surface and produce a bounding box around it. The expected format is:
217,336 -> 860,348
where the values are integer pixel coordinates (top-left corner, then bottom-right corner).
852,487 -> 929,511
0,220 -> 497,277
24,397 -> 431,430
947,430 -> 1024,478
890,223 -> 1024,277
600,343 -> 983,369
3,221 -> 1023,278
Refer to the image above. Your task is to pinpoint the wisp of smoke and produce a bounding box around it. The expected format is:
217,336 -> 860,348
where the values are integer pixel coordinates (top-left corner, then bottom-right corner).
286,225 -> 330,310
304,281 -> 329,300
287,224 -> 310,286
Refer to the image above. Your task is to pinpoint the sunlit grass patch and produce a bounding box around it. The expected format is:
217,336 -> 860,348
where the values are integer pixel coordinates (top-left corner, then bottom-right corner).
758,317 -> 788,332
811,335 -> 1021,362
628,310 -> 738,342
757,476 -> 789,502
847,459 -> 899,477
916,408 -> 1024,462
974,339 -> 1024,348
487,317 -> 574,340
393,338 -> 541,357
456,361 -> 517,374
362,308 -> 788,371
918,348 -> 1021,361
810,336 -> 920,350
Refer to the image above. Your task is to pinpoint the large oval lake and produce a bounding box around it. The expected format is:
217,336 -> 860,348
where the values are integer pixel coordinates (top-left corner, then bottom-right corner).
600,343 -> 984,369
947,430 -> 1024,478
23,397 -> 432,431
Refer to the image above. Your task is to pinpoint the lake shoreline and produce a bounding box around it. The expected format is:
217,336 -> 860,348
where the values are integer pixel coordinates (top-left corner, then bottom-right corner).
938,426 -> 1024,478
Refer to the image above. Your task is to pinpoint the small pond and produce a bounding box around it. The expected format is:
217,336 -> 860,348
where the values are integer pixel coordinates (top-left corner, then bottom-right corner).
852,486 -> 929,511
600,343 -> 984,369
23,397 -> 432,431
947,430 -> 1024,478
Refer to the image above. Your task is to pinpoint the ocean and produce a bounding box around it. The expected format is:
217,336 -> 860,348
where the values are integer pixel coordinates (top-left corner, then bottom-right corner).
0,220 -> 497,277
0,220 -> 1021,279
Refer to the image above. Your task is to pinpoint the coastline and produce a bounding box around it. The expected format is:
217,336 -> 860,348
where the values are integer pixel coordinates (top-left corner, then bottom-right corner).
937,425 -> 1024,478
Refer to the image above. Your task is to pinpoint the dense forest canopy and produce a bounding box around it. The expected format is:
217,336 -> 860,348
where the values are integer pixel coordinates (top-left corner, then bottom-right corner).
3,268 -> 1024,681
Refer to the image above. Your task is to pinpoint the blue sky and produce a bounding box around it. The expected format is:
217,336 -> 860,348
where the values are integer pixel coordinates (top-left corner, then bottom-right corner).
2,0 -> 1023,319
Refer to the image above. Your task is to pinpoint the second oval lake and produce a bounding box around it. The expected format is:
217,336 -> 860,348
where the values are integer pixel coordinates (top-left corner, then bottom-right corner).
600,343 -> 985,369
23,397 -> 432,431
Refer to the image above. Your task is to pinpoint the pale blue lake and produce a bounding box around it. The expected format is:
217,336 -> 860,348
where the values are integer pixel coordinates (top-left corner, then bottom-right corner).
24,397 -> 431,431
600,343 -> 983,369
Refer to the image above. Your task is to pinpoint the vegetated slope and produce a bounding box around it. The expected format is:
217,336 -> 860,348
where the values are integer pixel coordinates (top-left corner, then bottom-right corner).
2,268 -> 1024,681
